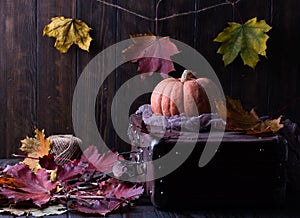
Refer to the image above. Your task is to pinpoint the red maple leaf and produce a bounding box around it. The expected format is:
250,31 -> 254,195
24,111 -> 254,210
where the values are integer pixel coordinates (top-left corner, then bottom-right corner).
68,179 -> 144,215
114,183 -> 144,202
80,145 -> 123,173
122,33 -> 180,79
56,160 -> 88,182
39,153 -> 57,170
0,164 -> 58,207
68,198 -> 121,215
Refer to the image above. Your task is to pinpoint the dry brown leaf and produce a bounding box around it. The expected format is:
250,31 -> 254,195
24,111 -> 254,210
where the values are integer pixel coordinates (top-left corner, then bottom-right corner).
216,96 -> 284,134
19,128 -> 51,171
246,116 -> 284,135
0,204 -> 67,217
215,97 -> 259,130
43,16 -> 92,53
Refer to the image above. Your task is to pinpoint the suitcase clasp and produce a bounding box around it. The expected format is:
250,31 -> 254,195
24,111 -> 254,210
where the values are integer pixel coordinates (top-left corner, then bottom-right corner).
113,149 -> 146,180
128,124 -> 141,147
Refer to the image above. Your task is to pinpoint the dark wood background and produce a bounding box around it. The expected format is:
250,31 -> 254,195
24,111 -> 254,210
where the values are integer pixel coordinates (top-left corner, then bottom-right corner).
0,0 -> 299,158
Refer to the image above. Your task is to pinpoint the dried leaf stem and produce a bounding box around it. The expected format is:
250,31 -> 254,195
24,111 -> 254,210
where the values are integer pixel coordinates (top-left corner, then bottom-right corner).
12,154 -> 39,160
229,0 -> 244,24
54,194 -> 132,205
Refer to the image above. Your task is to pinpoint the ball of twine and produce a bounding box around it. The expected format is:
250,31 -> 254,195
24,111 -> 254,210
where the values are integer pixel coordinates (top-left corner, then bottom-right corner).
49,135 -> 83,165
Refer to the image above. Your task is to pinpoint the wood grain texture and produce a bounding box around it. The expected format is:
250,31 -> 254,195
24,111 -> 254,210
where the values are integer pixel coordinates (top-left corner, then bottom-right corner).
114,0 -> 156,152
194,0 -> 233,102
0,0 -> 37,158
267,0 -> 300,121
158,0 -> 196,46
36,0 -> 77,136
76,0 -> 117,151
231,0 -> 274,112
0,0 -> 300,158
158,0 -> 196,79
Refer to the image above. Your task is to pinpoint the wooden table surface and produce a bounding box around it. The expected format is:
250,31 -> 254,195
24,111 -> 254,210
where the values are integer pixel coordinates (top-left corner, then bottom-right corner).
1,204 -> 300,218
1,159 -> 300,218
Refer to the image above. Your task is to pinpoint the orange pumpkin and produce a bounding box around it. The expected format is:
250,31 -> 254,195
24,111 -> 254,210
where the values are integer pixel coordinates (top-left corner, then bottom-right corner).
151,70 -> 220,117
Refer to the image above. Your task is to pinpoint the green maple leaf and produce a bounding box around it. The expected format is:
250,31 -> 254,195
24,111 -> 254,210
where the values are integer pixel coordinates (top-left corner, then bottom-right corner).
214,17 -> 272,68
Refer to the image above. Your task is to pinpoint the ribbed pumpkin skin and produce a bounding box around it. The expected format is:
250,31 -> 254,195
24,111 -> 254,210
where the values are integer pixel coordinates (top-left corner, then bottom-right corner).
151,71 -> 219,117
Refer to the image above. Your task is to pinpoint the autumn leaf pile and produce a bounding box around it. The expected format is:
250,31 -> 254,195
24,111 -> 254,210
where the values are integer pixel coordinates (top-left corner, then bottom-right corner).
0,130 -> 144,216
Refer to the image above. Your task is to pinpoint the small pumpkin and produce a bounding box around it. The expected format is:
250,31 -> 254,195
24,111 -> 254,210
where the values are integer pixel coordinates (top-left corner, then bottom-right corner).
150,70 -> 221,117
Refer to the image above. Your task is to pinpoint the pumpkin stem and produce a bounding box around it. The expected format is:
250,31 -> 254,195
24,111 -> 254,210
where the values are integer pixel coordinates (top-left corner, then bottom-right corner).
180,70 -> 196,83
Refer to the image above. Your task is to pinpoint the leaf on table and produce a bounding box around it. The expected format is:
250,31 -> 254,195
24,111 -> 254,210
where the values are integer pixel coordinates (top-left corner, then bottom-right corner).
31,204 -> 67,217
68,180 -> 144,215
55,147 -> 118,184
49,168 -> 58,182
0,165 -> 58,207
56,160 -> 87,182
216,97 -> 259,130
214,17 -> 272,68
246,116 -> 284,135
114,183 -> 145,202
0,207 -> 26,216
68,198 -> 120,216
19,128 -> 51,171
98,178 -> 120,196
39,154 -> 82,184
80,145 -> 123,173
0,175 -> 18,189
0,204 -> 67,217
122,33 -> 180,79
43,16 -> 92,53
215,96 -> 284,134
39,153 -> 57,170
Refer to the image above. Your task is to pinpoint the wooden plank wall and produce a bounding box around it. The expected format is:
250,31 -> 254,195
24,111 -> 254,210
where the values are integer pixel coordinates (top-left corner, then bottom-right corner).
0,0 -> 299,158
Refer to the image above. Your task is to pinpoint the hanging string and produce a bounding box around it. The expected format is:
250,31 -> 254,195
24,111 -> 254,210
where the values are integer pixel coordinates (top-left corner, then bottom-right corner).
97,0 -> 243,23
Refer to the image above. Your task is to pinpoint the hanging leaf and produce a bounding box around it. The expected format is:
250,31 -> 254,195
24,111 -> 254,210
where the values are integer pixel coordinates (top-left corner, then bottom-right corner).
214,17 -> 272,68
215,96 -> 284,134
19,128 -> 51,171
122,33 -> 180,79
43,16 -> 92,53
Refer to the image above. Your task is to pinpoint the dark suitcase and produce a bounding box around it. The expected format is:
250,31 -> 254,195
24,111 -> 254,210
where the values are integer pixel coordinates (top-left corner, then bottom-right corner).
128,113 -> 288,209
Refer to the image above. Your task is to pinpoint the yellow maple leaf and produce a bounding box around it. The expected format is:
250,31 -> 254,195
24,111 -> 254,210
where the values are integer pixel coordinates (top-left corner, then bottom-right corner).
43,16 -> 92,53
19,128 -> 51,171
